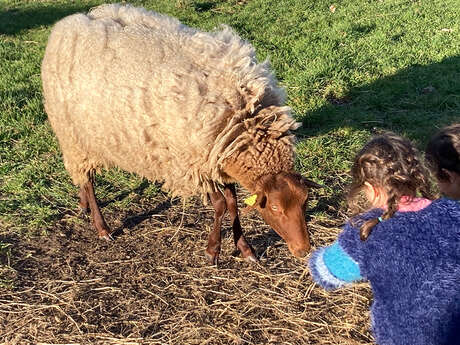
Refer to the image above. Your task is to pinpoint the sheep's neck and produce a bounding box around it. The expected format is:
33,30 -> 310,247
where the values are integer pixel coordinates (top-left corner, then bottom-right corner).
222,150 -> 294,192
222,157 -> 258,192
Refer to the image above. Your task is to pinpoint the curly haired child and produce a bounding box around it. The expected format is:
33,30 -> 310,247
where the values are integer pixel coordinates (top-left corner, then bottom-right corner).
309,132 -> 460,345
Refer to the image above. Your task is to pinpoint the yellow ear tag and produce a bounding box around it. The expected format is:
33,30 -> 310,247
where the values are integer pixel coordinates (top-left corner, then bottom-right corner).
244,194 -> 257,206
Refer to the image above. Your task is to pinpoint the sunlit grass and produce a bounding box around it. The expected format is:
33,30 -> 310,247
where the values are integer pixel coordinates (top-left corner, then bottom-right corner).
0,0 -> 459,235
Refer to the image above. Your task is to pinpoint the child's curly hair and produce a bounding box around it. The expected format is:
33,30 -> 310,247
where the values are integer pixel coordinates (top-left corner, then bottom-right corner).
348,132 -> 433,241
425,123 -> 460,181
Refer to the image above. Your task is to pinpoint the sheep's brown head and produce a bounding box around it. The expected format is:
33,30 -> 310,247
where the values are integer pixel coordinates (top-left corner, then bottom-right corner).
245,172 -> 321,257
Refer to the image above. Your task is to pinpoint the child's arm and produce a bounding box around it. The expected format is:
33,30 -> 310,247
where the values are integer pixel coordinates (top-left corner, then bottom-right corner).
309,241 -> 363,290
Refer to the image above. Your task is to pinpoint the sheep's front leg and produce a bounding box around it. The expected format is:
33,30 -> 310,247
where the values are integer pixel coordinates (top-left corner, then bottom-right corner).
80,180 -> 113,241
79,185 -> 90,213
206,190 -> 227,265
223,184 -> 257,262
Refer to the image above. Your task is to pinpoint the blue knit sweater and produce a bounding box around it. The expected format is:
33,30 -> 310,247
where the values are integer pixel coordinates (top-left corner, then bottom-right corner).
309,198 -> 460,345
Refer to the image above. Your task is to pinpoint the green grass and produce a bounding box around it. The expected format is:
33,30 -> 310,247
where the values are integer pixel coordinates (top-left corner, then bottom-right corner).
0,0 -> 459,238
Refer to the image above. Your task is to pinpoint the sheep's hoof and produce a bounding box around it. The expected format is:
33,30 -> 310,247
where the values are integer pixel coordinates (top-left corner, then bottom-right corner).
244,254 -> 258,263
99,233 -> 114,241
79,206 -> 90,216
205,251 -> 219,266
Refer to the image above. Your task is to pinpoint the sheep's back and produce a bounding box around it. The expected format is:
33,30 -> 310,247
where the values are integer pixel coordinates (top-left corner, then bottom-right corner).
42,4 -> 286,197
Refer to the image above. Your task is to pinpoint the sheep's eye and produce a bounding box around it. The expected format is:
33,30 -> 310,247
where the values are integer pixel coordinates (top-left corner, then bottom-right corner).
271,205 -> 278,211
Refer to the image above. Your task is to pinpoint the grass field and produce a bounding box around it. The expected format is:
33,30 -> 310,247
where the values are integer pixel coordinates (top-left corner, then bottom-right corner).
0,0 -> 459,344
1,0 -> 459,234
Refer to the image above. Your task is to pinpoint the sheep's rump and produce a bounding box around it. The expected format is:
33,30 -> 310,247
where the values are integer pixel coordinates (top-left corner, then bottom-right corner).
42,4 -> 296,197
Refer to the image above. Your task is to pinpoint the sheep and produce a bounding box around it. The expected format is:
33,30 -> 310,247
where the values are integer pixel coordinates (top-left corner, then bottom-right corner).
41,4 -> 320,263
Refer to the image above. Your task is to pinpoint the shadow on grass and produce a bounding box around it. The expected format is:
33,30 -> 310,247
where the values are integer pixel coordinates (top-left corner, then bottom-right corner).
194,2 -> 217,12
290,56 -> 460,237
112,198 -> 177,238
296,55 -> 460,145
98,179 -> 151,209
0,2 -> 98,35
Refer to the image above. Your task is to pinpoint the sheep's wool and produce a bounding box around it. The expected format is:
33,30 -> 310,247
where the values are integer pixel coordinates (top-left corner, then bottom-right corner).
42,4 -> 300,199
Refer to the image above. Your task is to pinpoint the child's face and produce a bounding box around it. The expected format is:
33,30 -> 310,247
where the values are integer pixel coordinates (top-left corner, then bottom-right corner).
437,170 -> 460,200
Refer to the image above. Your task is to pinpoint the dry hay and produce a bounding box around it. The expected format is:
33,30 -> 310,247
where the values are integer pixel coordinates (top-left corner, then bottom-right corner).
0,188 -> 374,345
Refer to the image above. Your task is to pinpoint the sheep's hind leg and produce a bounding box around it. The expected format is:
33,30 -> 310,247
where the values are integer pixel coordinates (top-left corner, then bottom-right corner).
224,184 -> 257,262
78,185 -> 90,214
205,190 -> 227,265
81,177 -> 113,241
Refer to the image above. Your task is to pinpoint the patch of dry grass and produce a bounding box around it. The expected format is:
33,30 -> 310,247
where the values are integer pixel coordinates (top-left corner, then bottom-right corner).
0,191 -> 373,345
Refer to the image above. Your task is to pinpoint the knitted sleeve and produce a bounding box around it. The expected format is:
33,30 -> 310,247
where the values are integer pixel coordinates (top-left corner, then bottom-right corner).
337,208 -> 384,276
309,241 -> 363,290
309,208 -> 384,290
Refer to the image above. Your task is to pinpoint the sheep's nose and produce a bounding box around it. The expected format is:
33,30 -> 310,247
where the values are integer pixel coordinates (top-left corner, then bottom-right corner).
288,240 -> 310,258
289,246 -> 308,258
294,249 -> 307,258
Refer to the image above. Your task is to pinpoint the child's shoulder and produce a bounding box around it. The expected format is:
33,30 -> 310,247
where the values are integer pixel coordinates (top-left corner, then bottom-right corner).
432,197 -> 460,208
421,197 -> 460,220
430,197 -> 460,225
339,198 -> 459,248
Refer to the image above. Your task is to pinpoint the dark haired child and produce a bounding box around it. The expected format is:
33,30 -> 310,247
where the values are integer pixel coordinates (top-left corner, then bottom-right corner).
309,132 -> 460,345
425,123 -> 460,200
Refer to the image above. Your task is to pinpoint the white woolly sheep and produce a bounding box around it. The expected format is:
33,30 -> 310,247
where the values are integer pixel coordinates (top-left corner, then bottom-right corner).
41,3 -> 320,263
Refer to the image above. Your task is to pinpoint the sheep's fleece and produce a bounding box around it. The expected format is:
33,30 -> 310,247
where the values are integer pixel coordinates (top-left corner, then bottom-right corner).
42,4 -> 301,199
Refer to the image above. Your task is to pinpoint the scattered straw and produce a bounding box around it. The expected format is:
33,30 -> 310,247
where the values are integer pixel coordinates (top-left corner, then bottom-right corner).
0,191 -> 374,344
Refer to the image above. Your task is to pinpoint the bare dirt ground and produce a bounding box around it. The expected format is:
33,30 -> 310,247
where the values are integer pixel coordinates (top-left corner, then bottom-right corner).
0,189 -> 374,345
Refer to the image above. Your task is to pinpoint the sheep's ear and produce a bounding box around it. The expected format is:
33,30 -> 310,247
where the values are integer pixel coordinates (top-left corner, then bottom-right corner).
244,194 -> 258,206
242,192 -> 266,214
291,121 -> 302,130
244,192 -> 267,208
